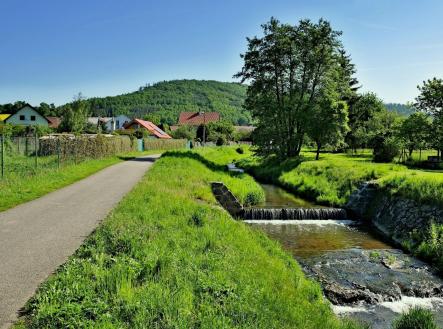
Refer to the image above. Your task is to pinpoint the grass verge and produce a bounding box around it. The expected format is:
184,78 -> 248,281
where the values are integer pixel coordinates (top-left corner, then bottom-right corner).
191,146 -> 443,208
0,150 -> 163,212
16,154 -> 362,329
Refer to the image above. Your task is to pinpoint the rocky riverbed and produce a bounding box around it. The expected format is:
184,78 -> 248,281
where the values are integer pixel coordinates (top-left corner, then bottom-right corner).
301,249 -> 443,305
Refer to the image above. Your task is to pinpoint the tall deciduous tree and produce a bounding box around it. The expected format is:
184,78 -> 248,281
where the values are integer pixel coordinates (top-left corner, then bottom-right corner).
59,93 -> 90,133
345,92 -> 385,152
306,69 -> 349,160
398,112 -> 431,158
415,78 -> 443,157
235,18 -> 347,158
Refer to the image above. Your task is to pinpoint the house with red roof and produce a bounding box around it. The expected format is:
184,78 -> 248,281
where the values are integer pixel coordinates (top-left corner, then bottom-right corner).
178,112 -> 220,126
124,118 -> 172,139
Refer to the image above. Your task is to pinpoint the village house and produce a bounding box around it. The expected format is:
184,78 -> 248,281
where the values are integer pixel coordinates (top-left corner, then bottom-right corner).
4,104 -> 50,127
87,115 -> 131,132
124,118 -> 172,139
178,111 -> 220,126
170,111 -> 220,131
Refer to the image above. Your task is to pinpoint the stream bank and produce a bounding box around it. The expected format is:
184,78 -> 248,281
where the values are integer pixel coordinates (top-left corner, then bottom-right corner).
247,183 -> 443,329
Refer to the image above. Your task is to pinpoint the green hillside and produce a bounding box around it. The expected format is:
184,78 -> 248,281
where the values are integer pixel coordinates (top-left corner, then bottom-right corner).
384,103 -> 415,116
80,80 -> 251,125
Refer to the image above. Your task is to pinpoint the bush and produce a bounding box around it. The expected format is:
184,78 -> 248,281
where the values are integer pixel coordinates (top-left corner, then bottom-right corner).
216,134 -> 227,146
171,125 -> 196,140
392,307 -> 437,329
236,147 -> 244,154
373,137 -> 400,163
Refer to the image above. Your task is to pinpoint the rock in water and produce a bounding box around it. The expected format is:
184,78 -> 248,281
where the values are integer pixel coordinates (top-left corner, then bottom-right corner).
301,249 -> 443,305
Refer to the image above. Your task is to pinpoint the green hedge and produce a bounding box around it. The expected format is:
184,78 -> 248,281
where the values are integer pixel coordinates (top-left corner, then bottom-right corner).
39,135 -> 136,161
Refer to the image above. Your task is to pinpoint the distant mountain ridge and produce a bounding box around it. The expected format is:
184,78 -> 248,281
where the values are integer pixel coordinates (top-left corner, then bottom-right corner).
73,79 -> 251,125
384,103 -> 415,116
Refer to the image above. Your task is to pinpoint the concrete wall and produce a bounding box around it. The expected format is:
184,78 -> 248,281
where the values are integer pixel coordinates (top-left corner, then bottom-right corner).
346,182 -> 443,245
211,182 -> 244,218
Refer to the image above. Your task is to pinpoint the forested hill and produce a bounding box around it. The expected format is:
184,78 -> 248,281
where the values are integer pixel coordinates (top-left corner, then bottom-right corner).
78,80 -> 251,125
384,103 -> 415,116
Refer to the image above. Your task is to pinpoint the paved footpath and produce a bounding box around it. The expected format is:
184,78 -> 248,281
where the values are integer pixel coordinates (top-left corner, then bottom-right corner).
0,155 -> 160,329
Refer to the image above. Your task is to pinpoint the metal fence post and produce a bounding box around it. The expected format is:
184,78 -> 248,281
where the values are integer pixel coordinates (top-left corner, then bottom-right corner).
1,134 -> 4,179
57,138 -> 61,169
34,131 -> 38,169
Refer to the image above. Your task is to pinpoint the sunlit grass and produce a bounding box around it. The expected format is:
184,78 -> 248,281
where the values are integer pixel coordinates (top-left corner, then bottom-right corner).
17,155 -> 362,329
193,146 -> 443,208
0,150 -> 163,212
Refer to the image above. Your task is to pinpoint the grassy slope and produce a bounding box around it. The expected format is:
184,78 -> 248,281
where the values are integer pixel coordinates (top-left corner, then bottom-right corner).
196,146 -> 443,208
0,150 -> 161,212
17,153 -> 361,329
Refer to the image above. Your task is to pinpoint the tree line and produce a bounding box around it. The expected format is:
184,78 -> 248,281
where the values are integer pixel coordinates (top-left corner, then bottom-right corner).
236,17 -> 442,162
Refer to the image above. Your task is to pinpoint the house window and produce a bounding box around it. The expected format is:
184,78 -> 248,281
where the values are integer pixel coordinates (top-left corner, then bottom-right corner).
116,120 -> 120,128
19,115 -> 25,121
31,115 -> 36,121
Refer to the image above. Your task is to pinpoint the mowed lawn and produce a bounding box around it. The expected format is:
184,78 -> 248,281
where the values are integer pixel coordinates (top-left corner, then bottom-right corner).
194,146 -> 443,208
16,153 -> 362,329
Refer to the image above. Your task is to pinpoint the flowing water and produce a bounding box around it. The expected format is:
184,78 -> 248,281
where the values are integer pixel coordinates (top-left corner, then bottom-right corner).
258,184 -> 319,208
247,183 -> 443,329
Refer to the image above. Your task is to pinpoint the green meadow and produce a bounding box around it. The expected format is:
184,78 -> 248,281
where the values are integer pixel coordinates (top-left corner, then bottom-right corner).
193,146 -> 443,208
16,152 -> 363,329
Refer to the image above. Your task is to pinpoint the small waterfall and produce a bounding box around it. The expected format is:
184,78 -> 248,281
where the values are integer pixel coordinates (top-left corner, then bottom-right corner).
243,207 -> 347,220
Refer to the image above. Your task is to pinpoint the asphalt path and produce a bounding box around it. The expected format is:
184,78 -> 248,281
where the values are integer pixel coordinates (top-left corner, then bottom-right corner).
0,155 -> 160,328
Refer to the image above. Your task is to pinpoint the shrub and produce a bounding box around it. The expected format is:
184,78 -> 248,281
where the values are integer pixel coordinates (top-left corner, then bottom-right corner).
215,134 -> 227,146
392,307 -> 437,329
171,125 -> 196,140
373,137 -> 400,163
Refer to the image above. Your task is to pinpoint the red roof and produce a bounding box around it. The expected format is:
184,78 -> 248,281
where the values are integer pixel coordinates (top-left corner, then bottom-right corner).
178,112 -> 220,125
124,119 -> 172,139
46,116 -> 61,129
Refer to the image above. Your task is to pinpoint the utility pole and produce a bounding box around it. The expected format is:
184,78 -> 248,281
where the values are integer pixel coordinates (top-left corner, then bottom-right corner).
202,111 -> 206,145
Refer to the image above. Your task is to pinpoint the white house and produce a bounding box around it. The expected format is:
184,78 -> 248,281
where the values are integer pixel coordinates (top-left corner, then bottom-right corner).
5,105 -> 50,127
87,115 -> 130,132
107,115 -> 130,131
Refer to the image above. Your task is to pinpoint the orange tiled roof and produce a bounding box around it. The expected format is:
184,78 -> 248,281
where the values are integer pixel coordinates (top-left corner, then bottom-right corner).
125,119 -> 172,139
178,112 -> 220,125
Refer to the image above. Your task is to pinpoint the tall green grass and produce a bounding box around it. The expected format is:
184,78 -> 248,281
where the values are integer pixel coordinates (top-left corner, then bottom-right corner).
0,150 -> 162,212
392,307 -> 438,329
17,155 -> 362,329
192,146 -> 443,208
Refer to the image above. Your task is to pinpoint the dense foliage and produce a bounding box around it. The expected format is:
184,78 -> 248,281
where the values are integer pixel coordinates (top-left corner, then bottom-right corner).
65,80 -> 251,126
236,18 -> 353,158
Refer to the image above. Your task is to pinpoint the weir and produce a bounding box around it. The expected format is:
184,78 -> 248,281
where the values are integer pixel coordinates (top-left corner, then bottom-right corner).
243,207 -> 347,220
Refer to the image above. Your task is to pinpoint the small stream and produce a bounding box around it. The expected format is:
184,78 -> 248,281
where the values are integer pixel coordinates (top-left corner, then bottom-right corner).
247,184 -> 443,328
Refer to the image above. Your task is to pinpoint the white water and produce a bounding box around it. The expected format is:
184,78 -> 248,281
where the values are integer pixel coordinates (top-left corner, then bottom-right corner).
244,219 -> 356,226
380,296 -> 443,314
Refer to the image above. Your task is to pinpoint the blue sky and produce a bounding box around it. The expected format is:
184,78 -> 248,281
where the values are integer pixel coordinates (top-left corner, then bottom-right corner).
1,0 -> 442,105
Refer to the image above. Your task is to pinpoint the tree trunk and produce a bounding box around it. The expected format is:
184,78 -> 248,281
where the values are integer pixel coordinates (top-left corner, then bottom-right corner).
315,143 -> 321,160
